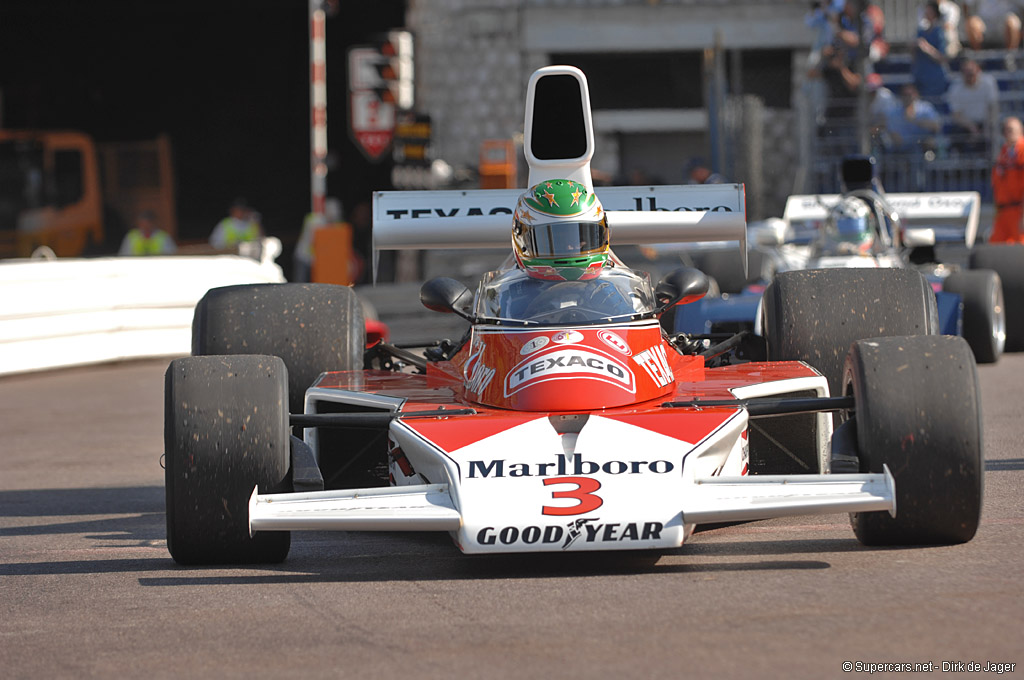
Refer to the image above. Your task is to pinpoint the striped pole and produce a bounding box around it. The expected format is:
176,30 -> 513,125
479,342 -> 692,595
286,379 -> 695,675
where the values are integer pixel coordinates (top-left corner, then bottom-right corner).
310,0 -> 327,217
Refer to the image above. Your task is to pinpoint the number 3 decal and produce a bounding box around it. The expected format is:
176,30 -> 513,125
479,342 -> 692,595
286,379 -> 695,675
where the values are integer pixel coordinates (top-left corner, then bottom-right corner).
542,476 -> 603,516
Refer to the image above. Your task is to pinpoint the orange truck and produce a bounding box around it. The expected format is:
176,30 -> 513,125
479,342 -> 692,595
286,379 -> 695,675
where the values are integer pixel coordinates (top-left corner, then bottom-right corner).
0,130 -> 176,258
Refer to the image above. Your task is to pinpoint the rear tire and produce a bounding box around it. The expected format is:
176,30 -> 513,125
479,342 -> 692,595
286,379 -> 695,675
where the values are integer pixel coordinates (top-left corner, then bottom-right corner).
845,336 -> 983,545
942,269 -> 1005,364
970,244 -> 1024,351
165,355 -> 292,565
192,283 -> 365,413
762,269 -> 938,396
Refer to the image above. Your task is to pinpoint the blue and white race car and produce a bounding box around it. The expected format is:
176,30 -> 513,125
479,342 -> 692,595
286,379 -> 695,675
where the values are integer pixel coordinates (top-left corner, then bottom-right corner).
673,158 -> 1009,366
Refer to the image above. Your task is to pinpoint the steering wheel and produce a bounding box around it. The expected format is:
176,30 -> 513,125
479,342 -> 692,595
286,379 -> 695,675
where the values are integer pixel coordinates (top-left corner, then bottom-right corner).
520,280 -> 629,322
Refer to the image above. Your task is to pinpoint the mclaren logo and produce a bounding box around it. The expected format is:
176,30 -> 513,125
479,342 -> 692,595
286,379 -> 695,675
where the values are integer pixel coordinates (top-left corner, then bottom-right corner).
504,347 -> 635,396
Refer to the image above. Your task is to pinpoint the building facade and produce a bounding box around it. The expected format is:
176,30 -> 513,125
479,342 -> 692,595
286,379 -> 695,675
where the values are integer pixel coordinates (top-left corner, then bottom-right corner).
405,0 -> 826,218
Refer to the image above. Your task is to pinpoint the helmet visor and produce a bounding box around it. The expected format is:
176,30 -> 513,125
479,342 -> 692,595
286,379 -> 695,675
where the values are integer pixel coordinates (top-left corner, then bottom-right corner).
518,219 -> 608,261
835,215 -> 870,241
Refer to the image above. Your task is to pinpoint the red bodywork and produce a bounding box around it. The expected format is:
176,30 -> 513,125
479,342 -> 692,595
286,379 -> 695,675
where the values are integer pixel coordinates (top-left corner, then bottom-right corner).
316,320 -> 820,424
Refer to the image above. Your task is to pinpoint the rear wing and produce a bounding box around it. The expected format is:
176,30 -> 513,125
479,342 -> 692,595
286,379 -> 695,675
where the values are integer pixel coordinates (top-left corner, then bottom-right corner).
373,184 -> 747,275
374,183 -> 745,247
373,64 -> 747,274
782,191 -> 981,247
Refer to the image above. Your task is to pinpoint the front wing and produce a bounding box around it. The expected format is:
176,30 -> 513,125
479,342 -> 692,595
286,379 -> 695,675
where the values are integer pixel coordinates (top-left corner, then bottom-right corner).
248,469 -> 895,553
248,363 -> 896,554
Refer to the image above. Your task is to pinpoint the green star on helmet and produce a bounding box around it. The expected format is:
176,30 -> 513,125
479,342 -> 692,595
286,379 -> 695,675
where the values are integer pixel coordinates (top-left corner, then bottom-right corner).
523,180 -> 597,217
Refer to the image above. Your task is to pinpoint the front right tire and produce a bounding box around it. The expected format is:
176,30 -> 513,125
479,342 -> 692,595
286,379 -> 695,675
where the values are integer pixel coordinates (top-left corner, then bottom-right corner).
844,335 -> 983,545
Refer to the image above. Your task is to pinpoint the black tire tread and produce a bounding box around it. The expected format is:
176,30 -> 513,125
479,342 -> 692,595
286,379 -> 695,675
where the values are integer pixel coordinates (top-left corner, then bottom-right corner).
970,244 -> 1024,351
165,355 -> 291,565
942,269 -> 1003,364
192,283 -> 365,413
763,268 -> 938,395
845,335 -> 983,545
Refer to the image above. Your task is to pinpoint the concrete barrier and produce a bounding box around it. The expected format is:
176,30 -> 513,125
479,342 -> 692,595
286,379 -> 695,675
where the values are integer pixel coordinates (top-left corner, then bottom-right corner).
0,240 -> 285,376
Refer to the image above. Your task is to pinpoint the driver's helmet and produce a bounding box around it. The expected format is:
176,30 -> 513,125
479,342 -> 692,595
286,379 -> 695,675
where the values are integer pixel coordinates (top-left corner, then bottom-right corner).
823,195 -> 876,255
512,179 -> 610,281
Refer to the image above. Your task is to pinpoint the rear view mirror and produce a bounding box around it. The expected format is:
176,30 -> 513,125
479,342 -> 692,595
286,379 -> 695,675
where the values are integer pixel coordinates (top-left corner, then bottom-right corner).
655,267 -> 710,313
420,277 -> 473,319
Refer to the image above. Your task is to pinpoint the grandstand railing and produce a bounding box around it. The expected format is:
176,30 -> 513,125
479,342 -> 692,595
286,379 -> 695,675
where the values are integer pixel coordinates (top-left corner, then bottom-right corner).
874,0 -> 919,44
808,48 -> 1024,197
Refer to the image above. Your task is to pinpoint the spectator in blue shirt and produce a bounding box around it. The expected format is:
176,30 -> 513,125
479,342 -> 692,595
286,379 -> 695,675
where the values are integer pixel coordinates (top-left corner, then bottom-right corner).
912,1 -> 949,98
885,84 -> 942,153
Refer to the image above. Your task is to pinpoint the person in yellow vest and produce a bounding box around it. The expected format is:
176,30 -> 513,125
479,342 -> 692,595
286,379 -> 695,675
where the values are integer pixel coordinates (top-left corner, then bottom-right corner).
119,210 -> 176,256
209,197 -> 262,249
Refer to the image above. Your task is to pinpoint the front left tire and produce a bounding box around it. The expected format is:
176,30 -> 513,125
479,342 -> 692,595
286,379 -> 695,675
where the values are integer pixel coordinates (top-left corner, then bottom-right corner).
165,354 -> 292,565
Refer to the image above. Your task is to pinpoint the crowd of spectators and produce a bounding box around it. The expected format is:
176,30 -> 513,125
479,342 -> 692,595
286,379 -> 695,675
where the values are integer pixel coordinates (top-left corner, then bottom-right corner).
807,0 -> 1021,165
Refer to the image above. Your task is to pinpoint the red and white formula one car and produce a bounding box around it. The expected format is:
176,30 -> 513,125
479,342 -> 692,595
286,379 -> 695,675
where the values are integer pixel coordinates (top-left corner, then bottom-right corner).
165,67 -> 982,565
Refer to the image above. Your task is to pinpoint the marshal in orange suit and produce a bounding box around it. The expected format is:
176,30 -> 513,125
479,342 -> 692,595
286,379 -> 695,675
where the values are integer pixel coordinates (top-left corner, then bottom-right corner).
992,116 -> 1024,244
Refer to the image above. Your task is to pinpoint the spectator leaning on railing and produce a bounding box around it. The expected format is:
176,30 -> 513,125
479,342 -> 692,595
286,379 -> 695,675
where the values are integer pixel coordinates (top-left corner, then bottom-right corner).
947,58 -> 1000,155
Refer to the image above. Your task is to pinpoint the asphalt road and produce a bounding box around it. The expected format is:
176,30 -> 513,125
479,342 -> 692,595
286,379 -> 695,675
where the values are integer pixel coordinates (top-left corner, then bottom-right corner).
1,351 -> 1022,679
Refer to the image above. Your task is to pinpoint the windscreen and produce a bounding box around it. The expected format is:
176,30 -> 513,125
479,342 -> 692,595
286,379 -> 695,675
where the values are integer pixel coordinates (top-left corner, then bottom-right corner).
475,267 -> 655,325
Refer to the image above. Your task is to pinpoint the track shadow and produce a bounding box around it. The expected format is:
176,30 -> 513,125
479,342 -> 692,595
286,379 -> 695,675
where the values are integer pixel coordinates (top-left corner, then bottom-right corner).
0,527 -> 834,582
0,485 -> 163,517
0,486 -> 165,544
0,557 -> 170,576
132,548 -> 830,587
135,560 -> 830,587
